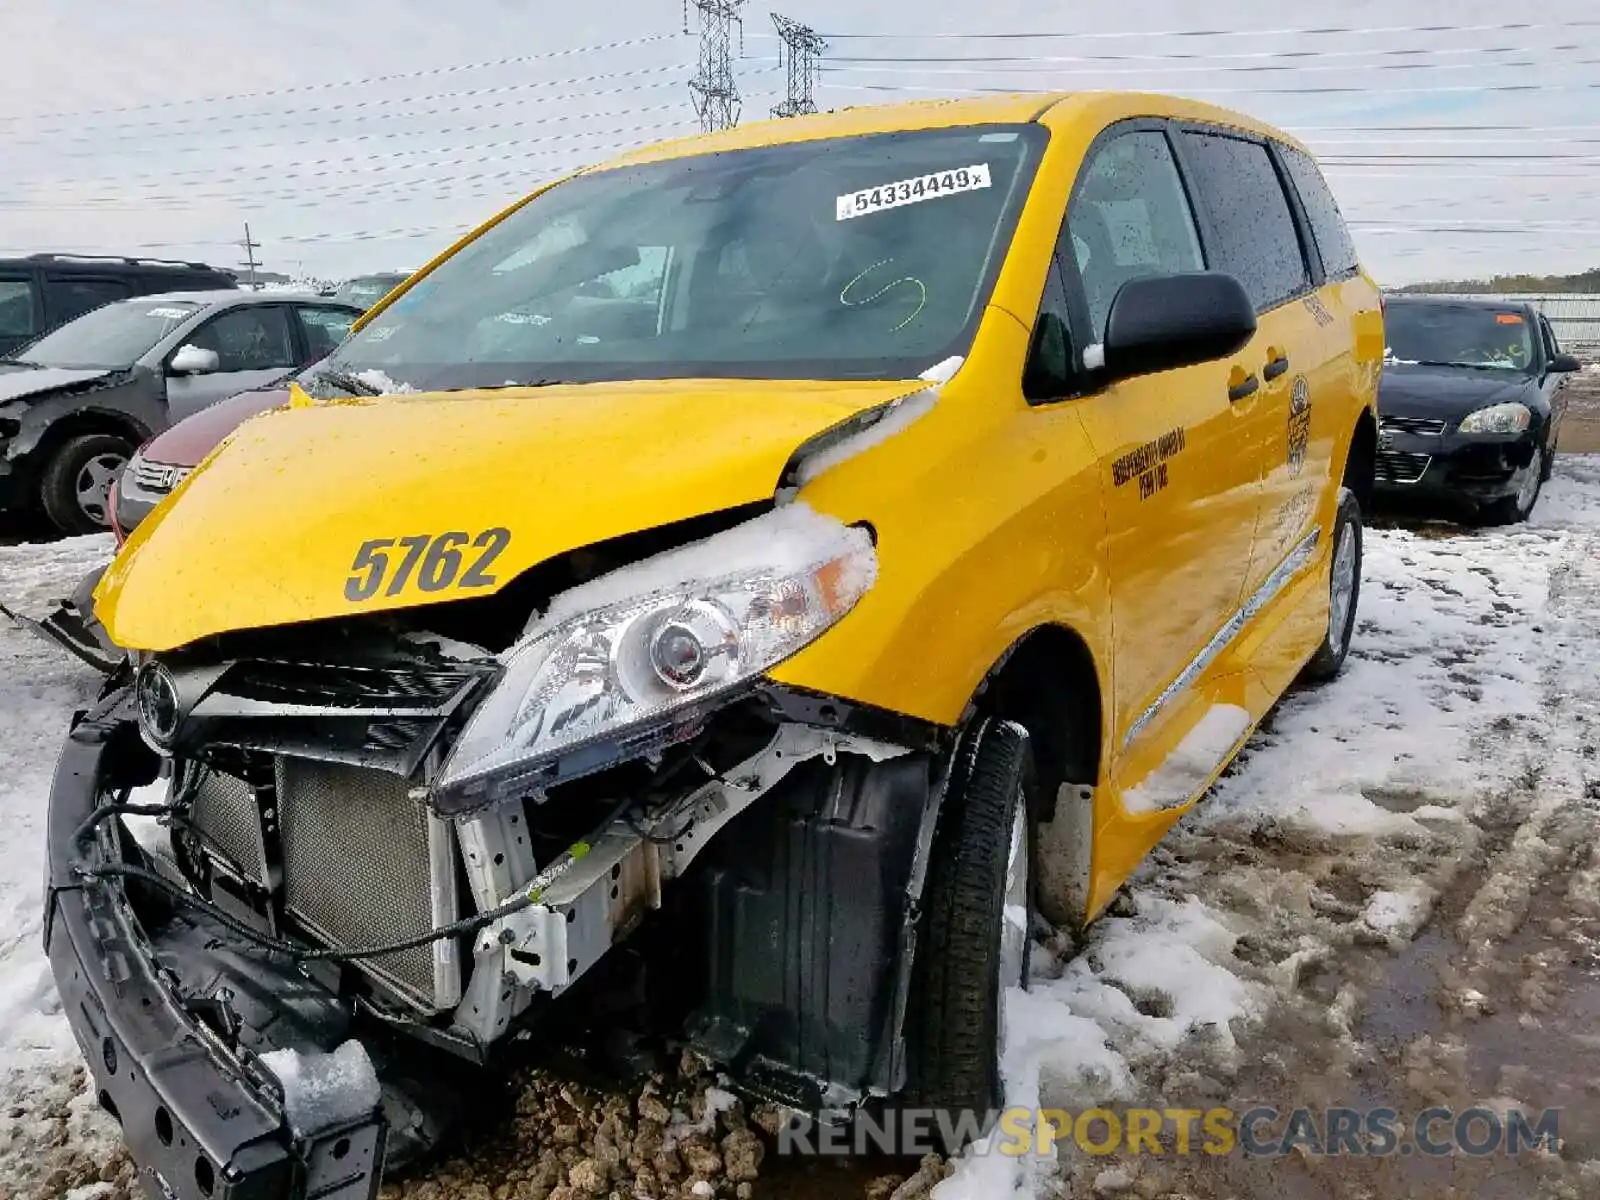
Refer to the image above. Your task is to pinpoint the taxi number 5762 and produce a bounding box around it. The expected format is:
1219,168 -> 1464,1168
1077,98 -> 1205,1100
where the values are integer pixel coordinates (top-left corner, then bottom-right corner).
344,529 -> 511,601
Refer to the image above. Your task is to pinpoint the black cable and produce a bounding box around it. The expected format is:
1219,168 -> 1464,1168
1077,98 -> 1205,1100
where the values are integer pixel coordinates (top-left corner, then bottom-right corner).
71,793 -> 634,964
83,859 -> 538,961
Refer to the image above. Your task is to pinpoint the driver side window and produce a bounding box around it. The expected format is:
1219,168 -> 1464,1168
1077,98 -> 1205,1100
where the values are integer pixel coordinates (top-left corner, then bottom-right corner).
186,307 -> 295,372
1066,130 -> 1205,345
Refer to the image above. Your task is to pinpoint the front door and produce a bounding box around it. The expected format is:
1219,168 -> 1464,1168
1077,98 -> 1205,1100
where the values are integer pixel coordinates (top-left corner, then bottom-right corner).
1059,126 -> 1265,756
165,305 -> 298,423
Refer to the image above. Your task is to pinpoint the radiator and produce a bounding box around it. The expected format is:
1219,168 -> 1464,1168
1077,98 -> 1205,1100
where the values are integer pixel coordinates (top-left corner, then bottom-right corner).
190,769 -> 269,888
275,757 -> 462,1013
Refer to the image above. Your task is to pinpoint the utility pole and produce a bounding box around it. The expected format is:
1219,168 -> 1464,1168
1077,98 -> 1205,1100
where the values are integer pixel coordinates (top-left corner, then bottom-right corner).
686,0 -> 747,133
238,222 -> 262,290
770,13 -> 825,118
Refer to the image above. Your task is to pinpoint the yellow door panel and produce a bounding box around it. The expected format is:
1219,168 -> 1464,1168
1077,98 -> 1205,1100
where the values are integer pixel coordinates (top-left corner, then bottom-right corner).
1088,670 -> 1261,920
1074,365 -> 1261,750
1245,300 -> 1324,588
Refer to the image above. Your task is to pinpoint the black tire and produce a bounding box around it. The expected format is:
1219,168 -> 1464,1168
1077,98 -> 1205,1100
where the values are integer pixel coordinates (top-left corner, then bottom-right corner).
1301,486 -> 1363,684
901,718 -> 1035,1149
40,433 -> 135,535
1477,445 -> 1545,526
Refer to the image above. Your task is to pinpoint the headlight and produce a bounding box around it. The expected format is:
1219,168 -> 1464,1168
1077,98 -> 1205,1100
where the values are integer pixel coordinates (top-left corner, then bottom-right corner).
1457,402 -> 1531,435
433,503 -> 877,810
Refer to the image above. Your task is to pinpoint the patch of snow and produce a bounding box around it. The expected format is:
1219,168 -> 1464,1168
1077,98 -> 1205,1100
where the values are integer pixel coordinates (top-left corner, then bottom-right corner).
1362,884 -> 1436,943
919,355 -> 965,384
793,385 -> 939,486
1092,1166 -> 1135,1194
1121,704 -> 1252,814
257,1041 -> 381,1137
352,368 -> 417,395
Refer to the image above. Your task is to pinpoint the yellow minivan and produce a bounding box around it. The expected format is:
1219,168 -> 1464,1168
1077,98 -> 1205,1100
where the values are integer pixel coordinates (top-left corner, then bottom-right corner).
50,92 -> 1382,1188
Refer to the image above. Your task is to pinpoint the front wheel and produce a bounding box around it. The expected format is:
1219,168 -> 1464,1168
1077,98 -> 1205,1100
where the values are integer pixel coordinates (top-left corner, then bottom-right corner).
901,719 -> 1034,1149
40,433 -> 134,535
1477,444 -> 1545,526
1301,486 -> 1363,683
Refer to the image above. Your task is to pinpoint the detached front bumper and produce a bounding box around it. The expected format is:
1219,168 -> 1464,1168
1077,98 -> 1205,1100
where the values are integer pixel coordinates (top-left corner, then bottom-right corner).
1373,424 -> 1541,503
43,691 -> 388,1200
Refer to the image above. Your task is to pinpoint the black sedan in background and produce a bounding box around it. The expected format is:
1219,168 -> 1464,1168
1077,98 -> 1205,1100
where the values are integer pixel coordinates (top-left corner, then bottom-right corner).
1376,295 -> 1583,524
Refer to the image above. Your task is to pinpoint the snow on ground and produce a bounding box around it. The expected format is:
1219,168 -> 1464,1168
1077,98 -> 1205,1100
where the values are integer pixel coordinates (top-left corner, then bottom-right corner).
936,460 -> 1600,1200
2,462 -> 1600,1199
0,534 -> 133,1198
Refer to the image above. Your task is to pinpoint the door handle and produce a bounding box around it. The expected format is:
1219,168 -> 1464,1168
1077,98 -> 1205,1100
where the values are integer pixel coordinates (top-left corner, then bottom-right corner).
1263,353 -> 1290,381
1228,374 -> 1259,402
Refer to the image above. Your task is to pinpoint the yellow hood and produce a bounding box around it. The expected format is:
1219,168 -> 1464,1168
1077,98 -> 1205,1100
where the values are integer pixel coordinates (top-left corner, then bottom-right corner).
98,378 -> 919,650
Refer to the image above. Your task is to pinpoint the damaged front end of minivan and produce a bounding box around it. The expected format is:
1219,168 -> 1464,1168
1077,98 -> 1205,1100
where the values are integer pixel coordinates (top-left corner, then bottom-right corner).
42,393 -> 996,1200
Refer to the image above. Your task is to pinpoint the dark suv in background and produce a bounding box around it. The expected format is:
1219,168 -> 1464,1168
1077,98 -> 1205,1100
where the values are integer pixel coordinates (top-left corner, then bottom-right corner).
0,253 -> 238,358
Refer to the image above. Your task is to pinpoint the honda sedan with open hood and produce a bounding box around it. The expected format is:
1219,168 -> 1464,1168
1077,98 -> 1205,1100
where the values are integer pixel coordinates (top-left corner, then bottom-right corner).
46,91 -> 1382,1197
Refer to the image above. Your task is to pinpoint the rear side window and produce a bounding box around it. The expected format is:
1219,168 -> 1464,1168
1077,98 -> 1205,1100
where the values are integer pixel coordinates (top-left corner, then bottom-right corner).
0,277 -> 36,339
44,276 -> 131,325
1178,131 -> 1309,311
294,305 -> 361,362
1278,145 -> 1360,280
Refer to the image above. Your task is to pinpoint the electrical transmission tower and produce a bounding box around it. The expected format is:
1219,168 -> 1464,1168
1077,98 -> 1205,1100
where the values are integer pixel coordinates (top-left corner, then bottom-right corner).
686,0 -> 747,133
770,13 -> 825,118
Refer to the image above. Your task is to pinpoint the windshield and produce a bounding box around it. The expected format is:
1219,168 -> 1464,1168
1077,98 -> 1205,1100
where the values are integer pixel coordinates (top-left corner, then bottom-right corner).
13,299 -> 200,369
335,276 -> 406,307
1384,303 -> 1537,373
312,124 -> 1047,392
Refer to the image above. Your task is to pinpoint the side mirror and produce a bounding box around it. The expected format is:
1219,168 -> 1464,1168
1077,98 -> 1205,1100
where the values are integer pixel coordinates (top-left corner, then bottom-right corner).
1101,272 -> 1257,382
1550,353 -> 1582,374
168,344 -> 220,376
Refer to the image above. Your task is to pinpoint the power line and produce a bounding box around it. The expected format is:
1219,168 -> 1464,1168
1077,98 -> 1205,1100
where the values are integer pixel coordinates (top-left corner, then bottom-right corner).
22,119 -> 701,190
821,79 -> 1600,98
823,41 -> 1598,66
818,51 -> 1599,79
688,0 -> 749,132
46,103 -> 691,162
0,34 -> 683,124
8,64 -> 699,140
772,13 -> 827,117
802,18 -> 1600,40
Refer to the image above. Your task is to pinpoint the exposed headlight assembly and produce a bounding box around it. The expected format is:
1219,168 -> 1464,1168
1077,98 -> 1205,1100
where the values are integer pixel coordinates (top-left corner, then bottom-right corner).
1457,402 -> 1531,435
433,504 -> 877,812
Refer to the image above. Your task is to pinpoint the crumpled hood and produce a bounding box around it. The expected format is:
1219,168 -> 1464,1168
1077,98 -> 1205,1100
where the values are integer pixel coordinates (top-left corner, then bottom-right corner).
1378,364 -> 1537,421
0,364 -> 118,405
97,377 -> 921,650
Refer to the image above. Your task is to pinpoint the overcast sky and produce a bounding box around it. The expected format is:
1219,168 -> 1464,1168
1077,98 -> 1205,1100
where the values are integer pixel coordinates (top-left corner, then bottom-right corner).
2,0 -> 1595,284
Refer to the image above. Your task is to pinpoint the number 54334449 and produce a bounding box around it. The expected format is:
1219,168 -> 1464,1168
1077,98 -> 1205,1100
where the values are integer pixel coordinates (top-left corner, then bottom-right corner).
344,529 -> 511,601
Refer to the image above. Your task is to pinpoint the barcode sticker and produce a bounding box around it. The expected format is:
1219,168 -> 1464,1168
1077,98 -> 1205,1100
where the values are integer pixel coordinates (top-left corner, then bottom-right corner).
836,163 -> 992,221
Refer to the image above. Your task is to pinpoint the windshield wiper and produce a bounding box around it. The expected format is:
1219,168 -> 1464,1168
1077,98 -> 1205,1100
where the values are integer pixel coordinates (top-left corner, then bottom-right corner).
312,369 -> 383,397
